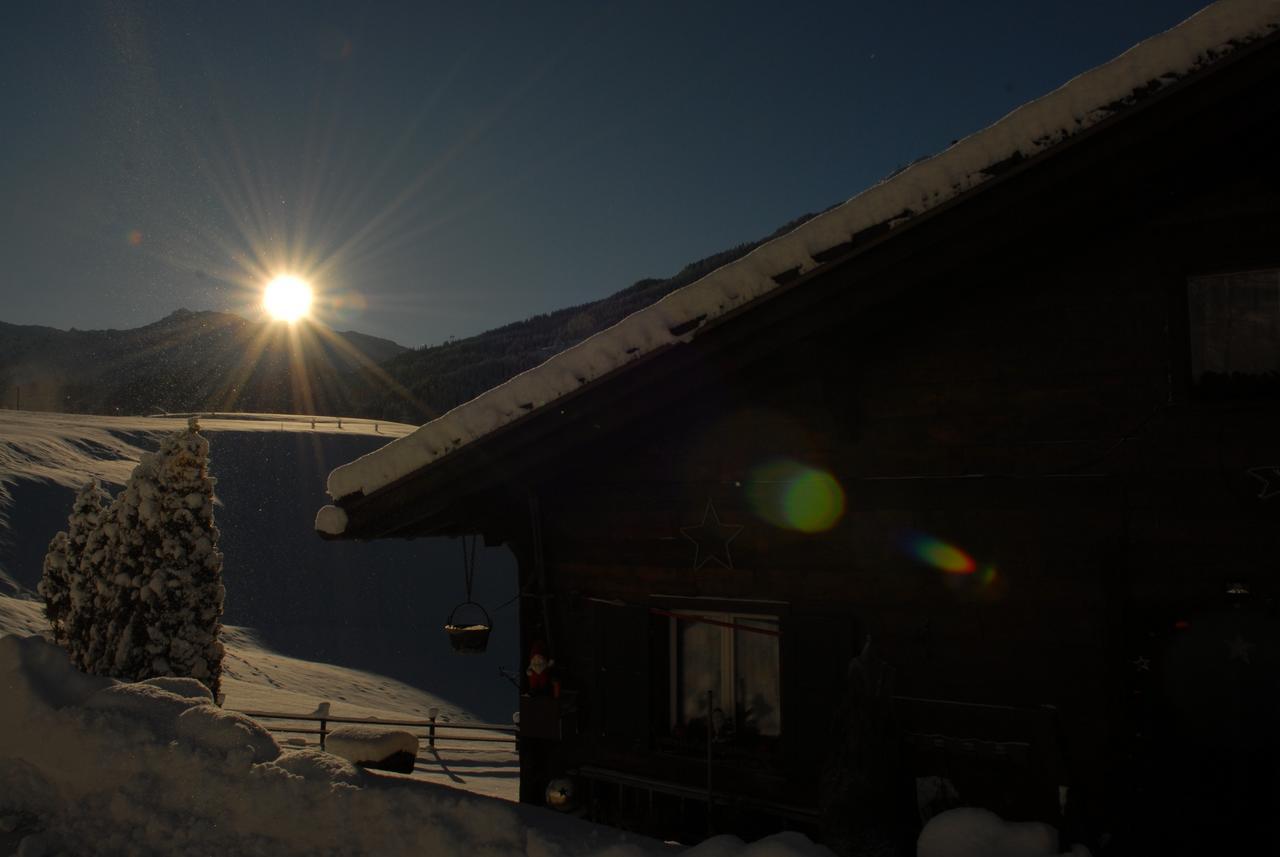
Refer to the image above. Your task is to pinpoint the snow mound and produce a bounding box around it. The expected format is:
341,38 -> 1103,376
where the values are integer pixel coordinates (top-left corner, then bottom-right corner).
0,633 -> 836,856
917,808 -> 1089,857
82,682 -> 213,731
174,705 -> 280,763
275,748 -> 364,784
686,832 -> 834,857
139,675 -> 214,702
327,726 -> 419,764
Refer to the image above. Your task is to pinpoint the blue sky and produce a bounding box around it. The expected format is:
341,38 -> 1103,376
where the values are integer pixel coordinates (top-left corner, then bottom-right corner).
1,0 -> 1212,347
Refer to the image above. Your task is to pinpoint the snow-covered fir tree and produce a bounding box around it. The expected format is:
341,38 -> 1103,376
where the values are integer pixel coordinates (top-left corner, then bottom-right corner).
69,486 -> 123,673
39,479 -> 110,647
141,418 -> 226,695
39,532 -> 71,645
98,447 -> 166,681
68,420 -> 226,695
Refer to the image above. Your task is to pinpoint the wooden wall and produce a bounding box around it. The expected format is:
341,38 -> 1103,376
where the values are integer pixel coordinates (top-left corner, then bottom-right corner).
502,51 -> 1280,847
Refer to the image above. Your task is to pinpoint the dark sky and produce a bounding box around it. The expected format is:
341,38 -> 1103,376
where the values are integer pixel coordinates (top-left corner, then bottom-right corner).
1,0 -> 1212,348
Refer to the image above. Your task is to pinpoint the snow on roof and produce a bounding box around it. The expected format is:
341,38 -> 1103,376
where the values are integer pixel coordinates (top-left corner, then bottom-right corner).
321,0 -> 1280,525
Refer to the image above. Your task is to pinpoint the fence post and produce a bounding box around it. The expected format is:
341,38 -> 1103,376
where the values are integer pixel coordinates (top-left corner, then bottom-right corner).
316,701 -> 331,751
428,707 -> 438,749
706,689 -> 714,836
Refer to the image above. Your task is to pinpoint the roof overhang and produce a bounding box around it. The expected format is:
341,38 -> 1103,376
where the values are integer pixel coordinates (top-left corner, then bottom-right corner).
320,4 -> 1280,540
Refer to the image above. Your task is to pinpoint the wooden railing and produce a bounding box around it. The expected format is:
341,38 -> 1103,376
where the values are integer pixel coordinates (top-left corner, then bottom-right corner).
232,707 -> 517,751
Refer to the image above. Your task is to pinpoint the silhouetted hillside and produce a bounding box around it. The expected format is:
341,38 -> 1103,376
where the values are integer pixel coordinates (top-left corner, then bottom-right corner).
352,211 -> 820,423
0,311 -> 407,416
0,211 -> 820,421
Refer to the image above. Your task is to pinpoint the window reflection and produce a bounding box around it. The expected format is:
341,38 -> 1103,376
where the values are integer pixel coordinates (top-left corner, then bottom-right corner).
672,610 -> 780,743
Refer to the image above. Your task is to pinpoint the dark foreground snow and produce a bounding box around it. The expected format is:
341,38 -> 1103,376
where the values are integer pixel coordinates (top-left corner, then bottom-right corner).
0,633 -> 840,857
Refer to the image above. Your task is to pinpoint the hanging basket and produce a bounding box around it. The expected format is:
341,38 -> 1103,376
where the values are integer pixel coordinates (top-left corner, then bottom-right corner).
445,601 -> 492,654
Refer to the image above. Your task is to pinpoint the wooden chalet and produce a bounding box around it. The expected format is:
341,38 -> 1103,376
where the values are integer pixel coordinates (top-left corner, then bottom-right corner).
319,4 -> 1280,853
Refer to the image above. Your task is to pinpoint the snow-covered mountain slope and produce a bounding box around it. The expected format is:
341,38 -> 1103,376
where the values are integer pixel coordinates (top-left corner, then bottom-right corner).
0,410 -> 518,722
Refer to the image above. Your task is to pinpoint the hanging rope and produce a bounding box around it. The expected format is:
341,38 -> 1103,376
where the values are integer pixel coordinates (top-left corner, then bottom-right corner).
461,534 -> 478,602
445,534 -> 491,652
493,586 -> 531,612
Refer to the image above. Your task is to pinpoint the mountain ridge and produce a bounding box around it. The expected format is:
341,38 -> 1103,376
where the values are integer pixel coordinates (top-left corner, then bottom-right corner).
345,209 -> 822,423
0,310 -> 408,416
1,209 -> 821,421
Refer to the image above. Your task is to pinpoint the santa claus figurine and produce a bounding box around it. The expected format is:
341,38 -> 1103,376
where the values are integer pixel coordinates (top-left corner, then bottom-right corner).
526,641 -> 555,694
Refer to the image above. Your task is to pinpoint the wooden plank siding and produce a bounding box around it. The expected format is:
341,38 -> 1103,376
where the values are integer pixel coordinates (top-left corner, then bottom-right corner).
507,115 -> 1280,835
327,36 -> 1280,849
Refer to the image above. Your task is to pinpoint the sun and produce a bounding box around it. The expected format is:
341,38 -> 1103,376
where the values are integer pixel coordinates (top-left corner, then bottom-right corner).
263,275 -> 313,322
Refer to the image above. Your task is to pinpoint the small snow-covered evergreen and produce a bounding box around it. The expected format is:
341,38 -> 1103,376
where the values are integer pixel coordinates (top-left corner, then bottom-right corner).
59,420 -> 226,695
39,479 -> 110,647
100,447 -> 166,681
141,418 -> 226,694
39,531 -> 71,643
71,486 -> 123,673
67,479 -> 111,565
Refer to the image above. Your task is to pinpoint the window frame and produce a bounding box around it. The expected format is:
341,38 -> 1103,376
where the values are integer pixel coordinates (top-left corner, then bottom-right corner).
1184,265 -> 1280,402
665,608 -> 782,743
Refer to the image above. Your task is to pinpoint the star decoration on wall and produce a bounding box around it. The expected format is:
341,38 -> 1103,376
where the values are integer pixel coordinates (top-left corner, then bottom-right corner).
1247,466 -> 1280,500
680,499 -> 744,570
1131,655 -> 1151,672
1226,634 -> 1256,664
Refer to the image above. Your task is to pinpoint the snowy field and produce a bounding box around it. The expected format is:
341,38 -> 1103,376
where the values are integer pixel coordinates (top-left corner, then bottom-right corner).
0,593 -> 519,803
0,409 -> 521,724
0,409 -> 523,799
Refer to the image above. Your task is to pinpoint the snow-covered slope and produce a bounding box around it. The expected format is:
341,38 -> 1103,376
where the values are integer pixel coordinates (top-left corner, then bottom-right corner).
0,596 -> 517,800
0,410 -> 519,722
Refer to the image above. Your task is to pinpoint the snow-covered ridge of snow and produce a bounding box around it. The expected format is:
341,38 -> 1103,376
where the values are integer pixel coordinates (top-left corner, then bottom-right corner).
0,411 -> 411,497
323,0 -> 1280,514
327,725 -> 419,763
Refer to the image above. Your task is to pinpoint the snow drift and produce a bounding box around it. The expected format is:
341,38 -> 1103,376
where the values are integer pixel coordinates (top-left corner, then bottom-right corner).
916,808 -> 1089,857
0,633 -> 838,857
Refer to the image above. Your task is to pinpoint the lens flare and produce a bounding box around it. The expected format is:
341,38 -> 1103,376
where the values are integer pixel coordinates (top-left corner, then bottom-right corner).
327,288 -> 369,323
900,530 -> 977,574
746,459 -> 846,533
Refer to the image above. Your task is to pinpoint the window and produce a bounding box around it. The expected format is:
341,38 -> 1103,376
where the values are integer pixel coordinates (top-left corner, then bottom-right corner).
668,610 -> 781,745
1188,269 -> 1280,397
